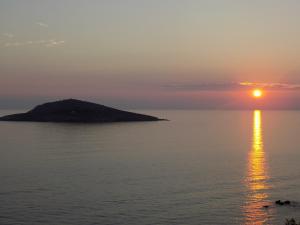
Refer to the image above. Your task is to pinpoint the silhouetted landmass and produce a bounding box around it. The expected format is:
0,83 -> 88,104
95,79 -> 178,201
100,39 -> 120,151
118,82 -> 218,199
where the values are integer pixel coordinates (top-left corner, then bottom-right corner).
0,99 -> 165,123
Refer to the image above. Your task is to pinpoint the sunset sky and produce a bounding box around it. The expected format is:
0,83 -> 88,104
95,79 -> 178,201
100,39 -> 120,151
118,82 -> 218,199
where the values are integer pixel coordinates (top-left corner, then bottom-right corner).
1,0 -> 300,109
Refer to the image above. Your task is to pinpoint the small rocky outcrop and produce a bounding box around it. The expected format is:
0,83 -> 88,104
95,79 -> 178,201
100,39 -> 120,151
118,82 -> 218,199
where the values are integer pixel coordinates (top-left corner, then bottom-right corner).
275,200 -> 291,206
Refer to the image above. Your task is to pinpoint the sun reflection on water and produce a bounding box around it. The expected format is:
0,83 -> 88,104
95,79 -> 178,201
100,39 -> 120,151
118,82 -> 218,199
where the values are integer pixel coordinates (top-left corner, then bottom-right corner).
243,110 -> 271,225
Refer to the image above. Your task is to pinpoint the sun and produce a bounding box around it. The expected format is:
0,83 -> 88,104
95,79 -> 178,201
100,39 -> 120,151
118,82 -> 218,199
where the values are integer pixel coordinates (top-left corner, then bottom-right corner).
252,89 -> 263,98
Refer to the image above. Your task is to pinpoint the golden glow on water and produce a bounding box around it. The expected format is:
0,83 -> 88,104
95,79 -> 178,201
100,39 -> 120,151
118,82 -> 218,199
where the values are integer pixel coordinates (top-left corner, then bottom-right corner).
244,110 -> 271,225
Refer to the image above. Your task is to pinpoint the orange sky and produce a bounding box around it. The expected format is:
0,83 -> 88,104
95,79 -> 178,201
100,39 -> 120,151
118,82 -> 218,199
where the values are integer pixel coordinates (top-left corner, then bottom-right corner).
1,1 -> 300,109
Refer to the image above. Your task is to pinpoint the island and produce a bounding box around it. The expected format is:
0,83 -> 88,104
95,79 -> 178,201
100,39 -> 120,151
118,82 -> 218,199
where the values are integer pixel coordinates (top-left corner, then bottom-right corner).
0,99 -> 165,123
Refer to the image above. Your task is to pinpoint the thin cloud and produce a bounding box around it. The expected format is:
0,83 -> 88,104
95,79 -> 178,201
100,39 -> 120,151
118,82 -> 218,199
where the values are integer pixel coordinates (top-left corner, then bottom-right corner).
36,22 -> 49,28
45,40 -> 65,47
162,82 -> 300,91
3,39 -> 65,48
3,33 -> 14,38
239,82 -> 300,90
4,42 -> 22,47
162,82 -> 240,91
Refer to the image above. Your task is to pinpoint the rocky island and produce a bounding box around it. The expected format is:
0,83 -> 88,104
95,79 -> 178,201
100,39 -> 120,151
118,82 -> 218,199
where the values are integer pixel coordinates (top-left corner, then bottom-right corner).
0,99 -> 165,123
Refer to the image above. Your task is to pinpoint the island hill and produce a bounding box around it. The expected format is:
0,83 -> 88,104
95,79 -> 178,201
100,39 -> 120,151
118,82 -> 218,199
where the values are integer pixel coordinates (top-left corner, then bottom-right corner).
0,99 -> 165,123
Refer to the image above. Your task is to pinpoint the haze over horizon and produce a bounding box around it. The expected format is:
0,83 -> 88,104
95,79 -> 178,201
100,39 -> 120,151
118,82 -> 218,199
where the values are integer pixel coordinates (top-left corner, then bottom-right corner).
2,0 -> 300,109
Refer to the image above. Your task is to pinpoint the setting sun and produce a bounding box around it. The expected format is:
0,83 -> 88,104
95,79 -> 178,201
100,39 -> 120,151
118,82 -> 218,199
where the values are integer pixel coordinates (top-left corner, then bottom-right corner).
252,89 -> 263,98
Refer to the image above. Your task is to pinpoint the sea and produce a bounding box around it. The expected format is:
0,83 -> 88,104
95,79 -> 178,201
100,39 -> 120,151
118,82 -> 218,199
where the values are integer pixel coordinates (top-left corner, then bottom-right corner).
0,109 -> 300,225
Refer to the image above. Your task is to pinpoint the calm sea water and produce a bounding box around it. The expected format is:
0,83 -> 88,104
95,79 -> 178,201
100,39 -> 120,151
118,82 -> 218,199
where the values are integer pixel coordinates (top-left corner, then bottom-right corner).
0,110 -> 300,225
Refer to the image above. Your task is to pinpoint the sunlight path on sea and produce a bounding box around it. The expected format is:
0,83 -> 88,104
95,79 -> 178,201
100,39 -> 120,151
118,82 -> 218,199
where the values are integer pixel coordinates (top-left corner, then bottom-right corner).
243,110 -> 273,224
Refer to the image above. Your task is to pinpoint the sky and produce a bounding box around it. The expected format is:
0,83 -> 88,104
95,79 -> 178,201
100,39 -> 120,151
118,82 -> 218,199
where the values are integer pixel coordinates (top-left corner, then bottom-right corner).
1,0 -> 300,109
